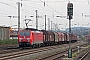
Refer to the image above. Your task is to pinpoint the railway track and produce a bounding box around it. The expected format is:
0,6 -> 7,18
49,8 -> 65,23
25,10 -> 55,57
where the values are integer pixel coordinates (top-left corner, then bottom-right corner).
0,41 -> 81,54
79,50 -> 90,60
37,43 -> 88,60
77,45 -> 90,60
0,41 -> 87,60
38,47 -> 78,60
0,44 -> 18,50
0,44 -> 67,60
0,46 -> 20,54
0,44 -> 64,54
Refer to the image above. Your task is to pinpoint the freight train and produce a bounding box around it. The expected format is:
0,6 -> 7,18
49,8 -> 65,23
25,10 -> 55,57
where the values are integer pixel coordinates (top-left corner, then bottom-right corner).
84,35 -> 90,42
18,28 -> 78,47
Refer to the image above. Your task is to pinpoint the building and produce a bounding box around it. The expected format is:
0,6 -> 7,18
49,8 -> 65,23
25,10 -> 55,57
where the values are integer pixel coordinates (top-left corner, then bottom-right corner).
10,28 -> 18,39
0,26 -> 10,40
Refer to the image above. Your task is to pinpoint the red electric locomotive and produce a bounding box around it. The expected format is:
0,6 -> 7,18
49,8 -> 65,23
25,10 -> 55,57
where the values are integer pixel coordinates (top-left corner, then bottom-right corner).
18,28 -> 43,47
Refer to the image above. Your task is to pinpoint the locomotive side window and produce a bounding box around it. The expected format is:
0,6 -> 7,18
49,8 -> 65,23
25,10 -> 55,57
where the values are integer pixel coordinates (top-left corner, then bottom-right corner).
20,31 -> 30,36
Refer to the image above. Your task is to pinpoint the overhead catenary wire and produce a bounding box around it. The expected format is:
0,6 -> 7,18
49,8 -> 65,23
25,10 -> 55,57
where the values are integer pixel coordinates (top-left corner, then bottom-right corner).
30,0 -> 90,3
20,0 -> 56,16
0,0 -> 55,19
87,0 -> 90,12
0,1 -> 34,16
11,0 -> 56,18
19,2 -> 57,19
23,4 -> 58,18
0,0 -> 90,28
0,0 -> 80,19
22,0 -> 62,17
40,0 -> 62,15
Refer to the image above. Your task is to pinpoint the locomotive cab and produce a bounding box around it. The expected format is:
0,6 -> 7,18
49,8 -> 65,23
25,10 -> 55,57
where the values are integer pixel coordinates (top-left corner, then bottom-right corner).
18,30 -> 31,47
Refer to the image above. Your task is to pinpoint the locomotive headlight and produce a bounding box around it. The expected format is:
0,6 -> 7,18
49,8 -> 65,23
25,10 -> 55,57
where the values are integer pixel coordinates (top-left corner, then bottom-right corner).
27,38 -> 30,42
19,38 -> 22,42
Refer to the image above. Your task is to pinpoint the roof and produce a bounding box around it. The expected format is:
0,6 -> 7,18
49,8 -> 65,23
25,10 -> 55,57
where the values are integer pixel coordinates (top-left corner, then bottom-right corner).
0,26 -> 10,28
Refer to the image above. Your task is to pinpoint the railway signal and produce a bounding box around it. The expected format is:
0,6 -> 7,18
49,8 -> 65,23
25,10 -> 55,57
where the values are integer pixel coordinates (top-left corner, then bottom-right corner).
67,3 -> 73,17
67,2 -> 73,58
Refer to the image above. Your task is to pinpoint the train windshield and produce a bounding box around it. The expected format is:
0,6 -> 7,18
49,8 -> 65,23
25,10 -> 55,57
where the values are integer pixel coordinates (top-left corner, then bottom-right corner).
20,31 -> 30,36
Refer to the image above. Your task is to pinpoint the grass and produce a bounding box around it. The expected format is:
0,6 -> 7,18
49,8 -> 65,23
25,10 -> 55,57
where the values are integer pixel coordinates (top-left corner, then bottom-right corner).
0,39 -> 18,45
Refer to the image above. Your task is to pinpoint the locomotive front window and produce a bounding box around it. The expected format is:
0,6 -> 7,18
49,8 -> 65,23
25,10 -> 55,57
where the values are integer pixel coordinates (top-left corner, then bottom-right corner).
20,31 -> 30,36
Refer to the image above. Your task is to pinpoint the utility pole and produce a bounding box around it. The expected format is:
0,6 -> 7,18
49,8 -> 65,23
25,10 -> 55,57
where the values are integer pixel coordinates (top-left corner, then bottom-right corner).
68,15 -> 72,58
48,18 -> 50,30
36,10 -> 38,30
54,23 -> 57,31
51,21 -> 52,30
45,15 -> 46,30
17,2 -> 20,32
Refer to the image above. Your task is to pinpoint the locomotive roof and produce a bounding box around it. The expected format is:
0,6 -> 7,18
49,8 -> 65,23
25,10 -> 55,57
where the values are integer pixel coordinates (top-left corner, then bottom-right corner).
25,28 -> 38,31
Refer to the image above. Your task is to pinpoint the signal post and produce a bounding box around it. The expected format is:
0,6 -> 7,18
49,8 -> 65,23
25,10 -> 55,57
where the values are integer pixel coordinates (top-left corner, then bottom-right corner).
67,3 -> 73,58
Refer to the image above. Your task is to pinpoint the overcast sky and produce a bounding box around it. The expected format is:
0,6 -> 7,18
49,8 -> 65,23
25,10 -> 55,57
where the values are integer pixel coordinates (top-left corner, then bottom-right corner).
0,0 -> 90,30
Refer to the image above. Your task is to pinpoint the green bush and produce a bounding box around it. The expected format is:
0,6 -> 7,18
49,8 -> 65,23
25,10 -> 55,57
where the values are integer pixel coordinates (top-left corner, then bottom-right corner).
0,39 -> 18,45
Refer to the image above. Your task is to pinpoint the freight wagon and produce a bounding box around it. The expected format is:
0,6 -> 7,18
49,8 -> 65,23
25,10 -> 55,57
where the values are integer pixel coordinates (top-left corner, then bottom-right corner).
84,35 -> 90,42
